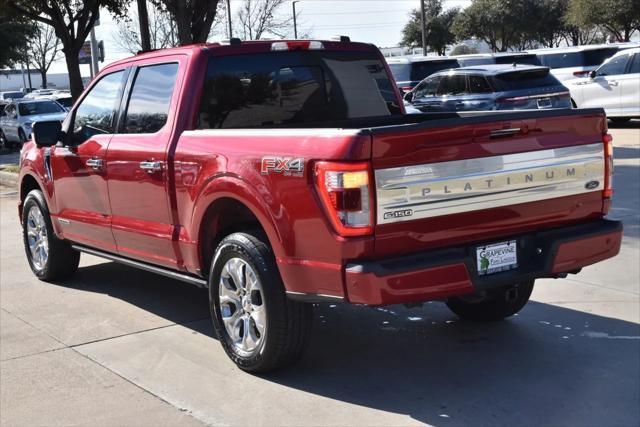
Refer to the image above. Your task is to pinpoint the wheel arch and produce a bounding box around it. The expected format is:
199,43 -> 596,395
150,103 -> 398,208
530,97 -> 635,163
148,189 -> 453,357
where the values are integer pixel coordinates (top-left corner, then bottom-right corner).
191,176 -> 287,277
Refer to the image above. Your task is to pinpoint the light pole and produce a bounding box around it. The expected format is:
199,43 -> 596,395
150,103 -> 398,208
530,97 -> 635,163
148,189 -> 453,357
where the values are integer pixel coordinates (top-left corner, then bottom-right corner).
226,0 -> 233,38
420,0 -> 427,56
292,1 -> 300,39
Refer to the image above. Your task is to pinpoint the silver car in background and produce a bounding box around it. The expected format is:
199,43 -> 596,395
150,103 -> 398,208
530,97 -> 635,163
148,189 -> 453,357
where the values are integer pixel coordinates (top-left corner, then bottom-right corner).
0,99 -> 67,148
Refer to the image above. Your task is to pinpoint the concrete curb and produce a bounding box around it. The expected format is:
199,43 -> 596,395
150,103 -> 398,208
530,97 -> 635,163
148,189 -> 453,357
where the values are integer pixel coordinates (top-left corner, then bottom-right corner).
0,171 -> 18,189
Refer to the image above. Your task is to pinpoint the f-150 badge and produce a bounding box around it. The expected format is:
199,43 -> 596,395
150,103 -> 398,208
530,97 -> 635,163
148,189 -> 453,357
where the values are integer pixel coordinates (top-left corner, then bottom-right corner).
261,157 -> 305,176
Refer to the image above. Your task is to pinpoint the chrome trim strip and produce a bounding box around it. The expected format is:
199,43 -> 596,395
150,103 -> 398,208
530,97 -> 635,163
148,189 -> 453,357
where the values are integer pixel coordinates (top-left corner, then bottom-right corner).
286,291 -> 344,302
71,244 -> 208,288
375,143 -> 604,224
57,218 -> 71,225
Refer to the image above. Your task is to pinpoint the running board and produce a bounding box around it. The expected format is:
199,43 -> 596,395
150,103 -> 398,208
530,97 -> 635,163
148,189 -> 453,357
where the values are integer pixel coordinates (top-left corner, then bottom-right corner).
71,245 -> 208,288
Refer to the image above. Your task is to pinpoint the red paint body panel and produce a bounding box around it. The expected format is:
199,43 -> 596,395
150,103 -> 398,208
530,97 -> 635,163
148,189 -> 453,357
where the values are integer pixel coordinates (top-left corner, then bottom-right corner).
552,230 -> 622,274
17,41 -> 621,306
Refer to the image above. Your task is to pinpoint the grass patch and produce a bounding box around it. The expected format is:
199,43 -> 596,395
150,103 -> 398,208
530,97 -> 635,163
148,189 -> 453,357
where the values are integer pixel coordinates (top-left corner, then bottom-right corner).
0,164 -> 19,173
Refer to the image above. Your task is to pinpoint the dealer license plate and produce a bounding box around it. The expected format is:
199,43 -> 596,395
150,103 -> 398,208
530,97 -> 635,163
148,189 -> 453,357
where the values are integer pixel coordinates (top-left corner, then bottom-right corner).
476,240 -> 518,275
537,98 -> 552,108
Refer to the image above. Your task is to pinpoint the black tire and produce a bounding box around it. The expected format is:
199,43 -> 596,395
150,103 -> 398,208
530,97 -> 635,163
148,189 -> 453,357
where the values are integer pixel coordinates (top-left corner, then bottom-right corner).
209,231 -> 312,373
0,129 -> 7,150
446,281 -> 534,321
22,190 -> 80,281
609,117 -> 631,124
18,128 -> 27,145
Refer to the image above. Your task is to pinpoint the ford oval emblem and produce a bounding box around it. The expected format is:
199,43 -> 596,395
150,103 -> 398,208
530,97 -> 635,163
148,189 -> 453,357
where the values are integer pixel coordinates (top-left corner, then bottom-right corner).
585,180 -> 600,190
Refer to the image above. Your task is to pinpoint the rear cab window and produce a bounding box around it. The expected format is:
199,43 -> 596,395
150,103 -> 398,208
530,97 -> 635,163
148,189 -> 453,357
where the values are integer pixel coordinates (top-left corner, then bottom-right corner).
198,50 -> 400,129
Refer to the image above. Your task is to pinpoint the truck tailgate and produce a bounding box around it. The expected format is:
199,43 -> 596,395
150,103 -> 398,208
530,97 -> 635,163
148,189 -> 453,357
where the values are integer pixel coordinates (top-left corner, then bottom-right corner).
371,109 -> 608,257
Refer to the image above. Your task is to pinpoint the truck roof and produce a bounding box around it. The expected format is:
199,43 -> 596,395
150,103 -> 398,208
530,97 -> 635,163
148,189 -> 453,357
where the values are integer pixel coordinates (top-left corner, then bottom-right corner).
103,39 -> 380,71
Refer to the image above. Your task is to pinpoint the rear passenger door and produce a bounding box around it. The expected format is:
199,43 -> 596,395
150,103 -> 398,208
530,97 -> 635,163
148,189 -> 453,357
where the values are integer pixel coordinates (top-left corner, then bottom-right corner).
106,60 -> 183,268
618,53 -> 639,115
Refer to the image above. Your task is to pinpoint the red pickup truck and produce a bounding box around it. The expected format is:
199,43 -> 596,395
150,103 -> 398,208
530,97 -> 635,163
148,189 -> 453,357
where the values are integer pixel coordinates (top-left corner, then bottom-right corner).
19,39 -> 622,372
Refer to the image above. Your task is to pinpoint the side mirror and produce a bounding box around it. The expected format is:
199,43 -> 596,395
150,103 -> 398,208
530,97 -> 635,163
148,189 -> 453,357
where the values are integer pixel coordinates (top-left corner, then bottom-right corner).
33,121 -> 62,147
589,70 -> 597,79
403,91 -> 414,103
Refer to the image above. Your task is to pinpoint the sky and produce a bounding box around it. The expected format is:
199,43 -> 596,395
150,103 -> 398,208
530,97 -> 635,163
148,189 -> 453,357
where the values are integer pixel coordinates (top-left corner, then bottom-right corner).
48,0 -> 470,74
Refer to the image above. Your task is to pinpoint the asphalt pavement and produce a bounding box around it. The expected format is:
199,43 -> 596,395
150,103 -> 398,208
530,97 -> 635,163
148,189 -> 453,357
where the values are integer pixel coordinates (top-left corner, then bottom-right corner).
1,123 -> 638,426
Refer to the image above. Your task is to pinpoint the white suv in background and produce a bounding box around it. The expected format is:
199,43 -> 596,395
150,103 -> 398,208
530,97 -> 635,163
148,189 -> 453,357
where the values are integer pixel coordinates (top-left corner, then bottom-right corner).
529,44 -> 629,81
565,48 -> 639,123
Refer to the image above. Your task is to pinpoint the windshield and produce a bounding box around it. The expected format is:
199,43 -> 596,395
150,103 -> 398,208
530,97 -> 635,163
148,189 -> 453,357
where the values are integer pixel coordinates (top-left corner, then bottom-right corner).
389,63 -> 411,82
55,97 -> 73,108
198,50 -> 401,129
538,48 -> 619,68
18,101 -> 64,116
494,69 -> 562,90
410,60 -> 458,81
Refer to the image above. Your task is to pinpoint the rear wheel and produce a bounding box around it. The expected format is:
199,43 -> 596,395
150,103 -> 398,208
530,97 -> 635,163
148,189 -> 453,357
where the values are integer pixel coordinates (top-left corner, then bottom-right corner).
22,190 -> 80,281
209,231 -> 312,373
0,129 -> 7,150
18,128 -> 27,145
446,281 -> 534,321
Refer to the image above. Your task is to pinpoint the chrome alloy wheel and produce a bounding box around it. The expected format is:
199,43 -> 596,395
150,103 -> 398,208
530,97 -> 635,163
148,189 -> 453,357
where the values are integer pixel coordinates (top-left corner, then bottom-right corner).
26,205 -> 49,271
219,258 -> 266,356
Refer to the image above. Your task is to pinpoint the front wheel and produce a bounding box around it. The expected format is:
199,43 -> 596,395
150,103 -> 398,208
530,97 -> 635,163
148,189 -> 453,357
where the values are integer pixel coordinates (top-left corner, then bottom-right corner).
446,281 -> 534,321
209,231 -> 312,373
22,190 -> 80,281
18,128 -> 27,145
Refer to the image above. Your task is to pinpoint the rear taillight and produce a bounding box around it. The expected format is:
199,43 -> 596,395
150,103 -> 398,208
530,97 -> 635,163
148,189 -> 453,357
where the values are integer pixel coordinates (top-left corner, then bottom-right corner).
400,86 -> 413,94
573,70 -> 590,77
603,133 -> 614,201
271,41 -> 324,51
315,162 -> 374,237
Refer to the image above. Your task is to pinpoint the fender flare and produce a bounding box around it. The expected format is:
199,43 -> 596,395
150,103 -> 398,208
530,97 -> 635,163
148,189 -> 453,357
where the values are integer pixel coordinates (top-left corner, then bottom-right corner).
189,174 -> 290,261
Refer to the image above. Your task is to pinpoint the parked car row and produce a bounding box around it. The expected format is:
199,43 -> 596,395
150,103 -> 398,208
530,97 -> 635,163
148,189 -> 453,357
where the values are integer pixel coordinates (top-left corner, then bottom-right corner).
394,43 -> 639,118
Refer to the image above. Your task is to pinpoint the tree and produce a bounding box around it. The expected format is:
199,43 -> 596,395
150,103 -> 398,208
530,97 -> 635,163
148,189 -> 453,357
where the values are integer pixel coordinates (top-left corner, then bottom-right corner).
27,22 -> 61,89
5,0 -> 129,100
0,7 -> 34,69
137,0 -> 151,51
449,44 -> 479,55
236,0 -> 298,40
151,0 -> 221,45
566,0 -> 640,42
401,1 -> 459,55
453,0 -> 519,52
114,5 -> 178,54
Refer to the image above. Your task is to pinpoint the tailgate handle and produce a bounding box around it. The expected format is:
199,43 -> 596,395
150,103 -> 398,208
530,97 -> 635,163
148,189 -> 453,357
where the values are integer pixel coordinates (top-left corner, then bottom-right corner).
490,127 -> 521,139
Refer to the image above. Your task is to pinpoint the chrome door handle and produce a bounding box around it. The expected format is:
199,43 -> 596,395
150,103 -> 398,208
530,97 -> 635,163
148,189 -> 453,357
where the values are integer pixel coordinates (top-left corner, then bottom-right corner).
86,158 -> 104,170
139,160 -> 163,173
490,128 -> 521,138
609,81 -> 619,86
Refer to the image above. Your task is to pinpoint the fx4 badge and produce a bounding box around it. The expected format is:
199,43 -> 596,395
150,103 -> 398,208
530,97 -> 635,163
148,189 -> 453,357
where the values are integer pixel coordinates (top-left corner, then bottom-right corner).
261,157 -> 305,176
383,209 -> 413,220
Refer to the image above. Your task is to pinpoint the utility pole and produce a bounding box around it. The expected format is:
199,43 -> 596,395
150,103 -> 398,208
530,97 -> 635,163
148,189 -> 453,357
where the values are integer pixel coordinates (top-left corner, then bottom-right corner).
420,0 -> 427,56
293,1 -> 300,39
226,0 -> 233,38
137,0 -> 151,51
89,11 -> 100,77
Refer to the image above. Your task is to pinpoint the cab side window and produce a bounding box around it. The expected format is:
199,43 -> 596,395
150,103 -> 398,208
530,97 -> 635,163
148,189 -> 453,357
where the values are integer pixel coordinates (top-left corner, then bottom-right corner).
122,63 -> 179,134
72,70 -> 125,145
437,75 -> 467,96
468,75 -> 492,93
596,55 -> 629,76
413,76 -> 440,98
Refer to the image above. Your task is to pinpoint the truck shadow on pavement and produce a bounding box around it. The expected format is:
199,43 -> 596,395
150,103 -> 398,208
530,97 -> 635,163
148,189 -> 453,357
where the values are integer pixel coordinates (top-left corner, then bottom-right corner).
61,259 -> 640,427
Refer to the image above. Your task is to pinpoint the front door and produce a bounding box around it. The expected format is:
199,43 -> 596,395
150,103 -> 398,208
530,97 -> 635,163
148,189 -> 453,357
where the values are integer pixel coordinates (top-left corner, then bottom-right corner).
106,61 -> 182,269
580,53 -> 630,112
51,70 -> 127,252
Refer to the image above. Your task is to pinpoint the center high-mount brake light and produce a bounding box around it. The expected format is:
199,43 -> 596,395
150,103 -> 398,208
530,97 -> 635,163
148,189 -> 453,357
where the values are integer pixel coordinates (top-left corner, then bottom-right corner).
271,41 -> 325,51
315,162 -> 374,237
